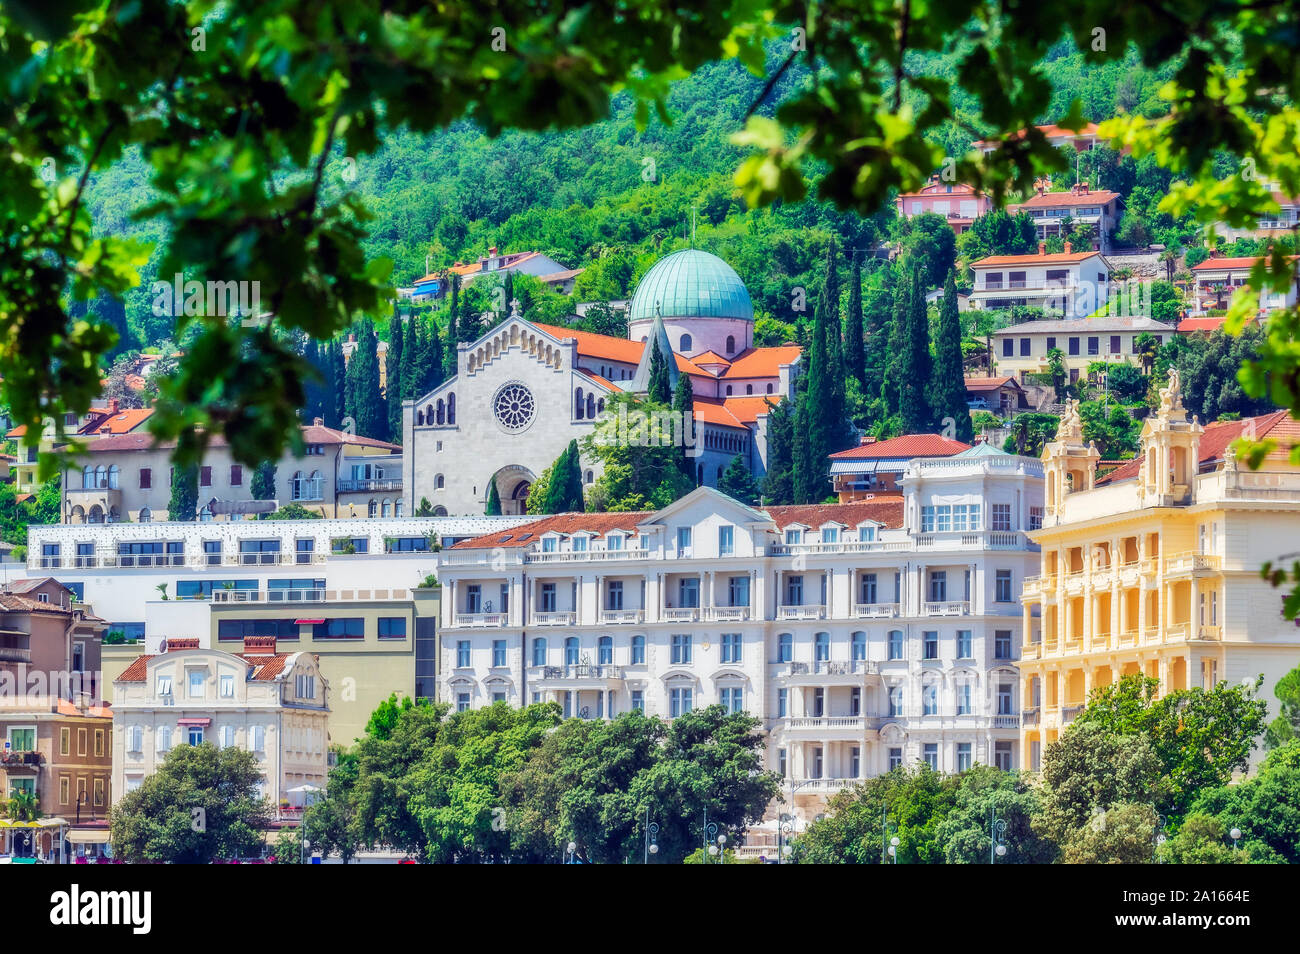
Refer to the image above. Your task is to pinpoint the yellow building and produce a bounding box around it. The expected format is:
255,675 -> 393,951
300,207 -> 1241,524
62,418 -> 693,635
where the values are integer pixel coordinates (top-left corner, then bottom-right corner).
1020,376 -> 1300,770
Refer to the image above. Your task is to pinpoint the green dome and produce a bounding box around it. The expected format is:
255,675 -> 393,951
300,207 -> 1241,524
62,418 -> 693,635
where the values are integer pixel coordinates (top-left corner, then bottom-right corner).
628,250 -> 754,323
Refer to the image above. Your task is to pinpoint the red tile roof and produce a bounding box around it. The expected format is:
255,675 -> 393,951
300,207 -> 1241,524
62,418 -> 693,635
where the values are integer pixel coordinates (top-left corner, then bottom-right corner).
973,122 -> 1100,149
764,498 -> 905,530
85,408 -> 154,435
964,376 -> 1018,392
829,434 -> 971,462
1098,410 -> 1296,485
81,423 -> 398,454
1191,255 -> 1298,271
691,351 -> 732,366
531,321 -> 644,365
116,649 -> 298,682
0,592 -> 72,614
452,512 -> 651,549
1175,316 -> 1261,334
971,250 -> 1102,267
1012,189 -> 1120,210
723,395 -> 783,425
721,346 -> 802,379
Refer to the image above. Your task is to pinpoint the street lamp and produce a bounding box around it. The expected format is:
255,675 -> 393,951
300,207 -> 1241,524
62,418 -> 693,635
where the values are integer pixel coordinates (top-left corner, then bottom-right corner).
777,812 -> 796,865
1154,814 -> 1169,863
882,806 -> 900,864
889,836 -> 900,863
702,810 -> 723,864
1229,827 -> 1242,852
566,840 -> 577,865
990,806 -> 1008,863
715,834 -> 727,864
644,807 -> 659,864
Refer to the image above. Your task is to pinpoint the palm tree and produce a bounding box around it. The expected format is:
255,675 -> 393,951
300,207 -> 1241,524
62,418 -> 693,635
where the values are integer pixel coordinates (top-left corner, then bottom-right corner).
1134,332 -> 1159,374
6,788 -> 41,822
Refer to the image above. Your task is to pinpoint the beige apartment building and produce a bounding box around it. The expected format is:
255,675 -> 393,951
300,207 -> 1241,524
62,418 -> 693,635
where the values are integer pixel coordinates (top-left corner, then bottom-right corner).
61,421 -> 401,523
111,636 -> 330,809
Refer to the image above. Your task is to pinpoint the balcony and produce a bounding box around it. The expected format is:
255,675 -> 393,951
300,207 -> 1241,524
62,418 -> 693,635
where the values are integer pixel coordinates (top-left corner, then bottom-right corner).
662,607 -> 699,622
789,777 -> 859,793
703,607 -> 750,622
337,478 -> 402,493
1061,704 -> 1084,724
1165,622 -> 1191,642
783,716 -> 873,739
1196,624 -> 1222,640
454,613 -> 509,628
533,612 -> 577,626
535,665 -> 626,688
0,752 -> 43,770
777,604 -> 825,620
992,715 -> 1019,729
922,601 -> 969,617
1164,552 -> 1222,576
599,609 -> 645,624
853,602 -> 899,619
1020,577 -> 1043,600
0,636 -> 32,663
525,548 -> 648,564
1021,707 -> 1040,726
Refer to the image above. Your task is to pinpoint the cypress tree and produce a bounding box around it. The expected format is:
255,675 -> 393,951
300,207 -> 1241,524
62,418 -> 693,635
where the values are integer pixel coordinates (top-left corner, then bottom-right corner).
761,398 -> 795,505
401,310 -> 421,401
647,338 -> 672,405
348,318 -> 386,439
899,263 -> 933,434
387,305 -> 405,441
845,250 -> 866,386
168,463 -> 199,521
502,271 -> 514,319
717,454 -> 761,505
443,273 -> 460,379
932,269 -> 974,442
542,440 -> 585,513
421,315 -> 445,395
485,478 -> 502,515
670,369 -> 695,480
330,339 -> 347,429
251,461 -> 277,500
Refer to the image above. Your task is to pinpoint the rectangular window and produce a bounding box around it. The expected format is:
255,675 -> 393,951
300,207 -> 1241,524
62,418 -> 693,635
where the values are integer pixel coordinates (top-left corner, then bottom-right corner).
998,682 -> 1014,714
1087,336 -> 1099,356
571,536 -> 587,552
60,727 -> 70,755
888,630 -> 904,660
1110,335 -> 1121,354
728,576 -> 750,608
1028,506 -> 1044,530
378,617 -> 407,639
785,575 -> 803,605
1001,339 -> 1014,357
928,571 -> 947,602
492,639 -> 507,667
778,688 -> 788,718
860,573 -> 878,604
957,742 -> 972,772
606,580 -> 624,611
188,670 -> 205,698
995,741 -> 1013,771
676,527 -> 692,554
923,743 -> 939,770
957,682 -> 972,715
220,674 -> 235,698
720,633 -> 742,664
1068,336 -> 1080,356
457,693 -> 471,713
995,630 -> 1013,660
1046,336 -> 1056,351
678,577 -> 699,608
200,466 -> 212,487
822,526 -> 839,543
139,468 -> 152,489
457,641 -> 471,668
230,464 -> 242,486
1019,337 -> 1031,357
923,631 -> 939,660
670,687 -> 693,717
996,569 -> 1013,602
312,618 -> 365,640
956,630 -> 972,658
889,747 -> 903,771
540,583 -> 556,613
216,618 -> 298,641
720,687 -> 743,714
991,503 -> 1012,532
631,690 -> 645,712
631,636 -> 645,665
718,525 -> 734,556
671,634 -> 692,665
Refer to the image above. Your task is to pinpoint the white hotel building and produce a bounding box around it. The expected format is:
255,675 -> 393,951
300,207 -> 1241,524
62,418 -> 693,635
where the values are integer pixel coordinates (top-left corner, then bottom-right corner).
436,446 -> 1044,816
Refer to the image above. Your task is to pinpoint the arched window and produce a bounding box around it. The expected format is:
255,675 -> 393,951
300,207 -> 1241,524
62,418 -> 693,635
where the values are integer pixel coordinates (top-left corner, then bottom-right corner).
680,333 -> 692,352
426,404 -> 434,424
368,499 -> 378,518
852,631 -> 866,661
575,388 -> 585,419
436,399 -> 445,425
746,384 -> 753,395
394,500 -> 403,518
778,633 -> 793,663
726,335 -> 735,354
814,632 -> 830,662
596,398 -> 604,413
725,385 -> 733,396
88,505 -> 104,524
435,474 -> 445,490
447,392 -> 456,425
532,637 -> 547,667
416,409 -> 424,425
82,466 -> 93,489
766,383 -> 773,394
584,470 -> 593,484
139,507 -> 152,524
198,504 -> 212,523
382,499 -> 392,517
598,636 -> 613,665
586,394 -> 595,418
433,506 -> 448,516
291,471 -> 304,500
564,637 -> 579,666
95,465 -> 107,489
309,470 -> 322,500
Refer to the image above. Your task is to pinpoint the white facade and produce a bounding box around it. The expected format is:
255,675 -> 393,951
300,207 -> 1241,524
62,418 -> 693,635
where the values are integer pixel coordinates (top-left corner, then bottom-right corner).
970,249 -> 1110,315
435,454 -> 1044,818
111,639 -> 329,806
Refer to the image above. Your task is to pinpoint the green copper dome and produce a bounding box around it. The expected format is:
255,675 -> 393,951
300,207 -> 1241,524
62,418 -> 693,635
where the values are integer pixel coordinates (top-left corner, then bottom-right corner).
628,249 -> 754,323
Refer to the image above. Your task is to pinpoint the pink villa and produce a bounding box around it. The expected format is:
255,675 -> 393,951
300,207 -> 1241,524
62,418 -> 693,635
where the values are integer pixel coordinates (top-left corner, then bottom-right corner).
895,176 -> 992,234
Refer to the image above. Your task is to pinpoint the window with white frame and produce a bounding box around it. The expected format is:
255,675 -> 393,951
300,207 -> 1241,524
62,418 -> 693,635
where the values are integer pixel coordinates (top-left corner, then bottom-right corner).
219,725 -> 235,749
676,527 -> 692,554
296,674 -> 316,699
720,632 -> 741,664
670,687 -> 693,717
219,674 -> 235,698
187,670 -> 205,699
995,569 -> 1013,602
720,686 -> 743,714
671,633 -> 692,664
250,725 -> 265,752
126,725 -> 143,752
956,742 -> 972,772
956,629 -> 972,658
784,528 -> 803,545
923,683 -> 938,715
923,743 -> 939,770
156,675 -> 173,699
991,503 -> 1012,532
1028,506 -> 1044,530
718,525 -> 734,556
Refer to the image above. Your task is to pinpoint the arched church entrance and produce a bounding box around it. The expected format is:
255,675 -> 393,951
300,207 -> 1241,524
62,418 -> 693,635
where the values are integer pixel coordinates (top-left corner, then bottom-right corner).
489,464 -> 536,516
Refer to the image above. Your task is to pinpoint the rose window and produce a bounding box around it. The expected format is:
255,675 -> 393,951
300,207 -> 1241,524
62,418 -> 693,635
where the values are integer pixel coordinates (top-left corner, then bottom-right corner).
493,382 -> 536,432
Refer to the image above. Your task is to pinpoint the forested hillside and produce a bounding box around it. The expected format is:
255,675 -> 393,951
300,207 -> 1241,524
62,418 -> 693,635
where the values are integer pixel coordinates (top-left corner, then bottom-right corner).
80,43 -> 1183,357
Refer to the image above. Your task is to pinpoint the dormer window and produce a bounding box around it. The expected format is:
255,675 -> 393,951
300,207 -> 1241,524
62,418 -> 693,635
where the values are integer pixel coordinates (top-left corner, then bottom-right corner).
607,534 -> 624,551
572,536 -> 588,552
822,527 -> 839,544
784,529 -> 802,545
858,525 -> 876,542
542,536 -> 558,553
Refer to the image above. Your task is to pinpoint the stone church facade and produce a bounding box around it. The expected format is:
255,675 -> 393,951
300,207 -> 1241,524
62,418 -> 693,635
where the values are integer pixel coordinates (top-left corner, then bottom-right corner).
402,250 -> 803,516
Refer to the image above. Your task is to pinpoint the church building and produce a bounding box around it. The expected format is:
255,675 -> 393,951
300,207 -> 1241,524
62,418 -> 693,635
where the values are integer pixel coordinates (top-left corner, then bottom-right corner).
402,249 -> 803,515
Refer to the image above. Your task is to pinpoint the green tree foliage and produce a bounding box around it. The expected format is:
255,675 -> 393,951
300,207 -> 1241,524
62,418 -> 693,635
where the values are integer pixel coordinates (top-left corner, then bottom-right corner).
933,767 -> 1058,864
250,461 -> 277,501
1074,674 -> 1267,815
931,270 -> 973,442
386,308 -> 405,441
1078,400 -> 1140,459
1003,412 -> 1061,457
541,439 -> 585,514
843,250 -> 865,386
717,455 -> 760,505
1158,812 -> 1250,864
168,463 -> 199,521
898,264 -> 934,434
1099,363 -> 1148,405
957,209 -> 1039,262
1166,328 -> 1280,423
1060,801 -> 1162,864
0,477 -> 60,549
583,394 -> 691,511
646,337 -> 672,405
1174,741 -> 1300,864
670,369 -> 695,481
760,398 -> 795,505
109,743 -> 272,863
345,319 -> 387,440
264,503 -> 321,520
1264,666 -> 1300,750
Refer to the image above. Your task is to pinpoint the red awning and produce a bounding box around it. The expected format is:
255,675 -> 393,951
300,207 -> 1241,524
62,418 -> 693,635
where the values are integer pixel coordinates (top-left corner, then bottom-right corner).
176,718 -> 211,726
295,619 -> 325,625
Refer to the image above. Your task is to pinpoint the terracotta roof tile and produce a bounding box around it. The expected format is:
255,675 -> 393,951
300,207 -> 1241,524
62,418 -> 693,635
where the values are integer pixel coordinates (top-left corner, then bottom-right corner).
0,592 -> 71,613
972,250 -> 1102,267
116,649 -> 297,682
763,499 -> 905,530
452,512 -> 650,549
829,434 -> 971,461
1191,255 -> 1298,271
721,346 -> 802,379
722,395 -> 783,424
964,376 -> 1017,392
1098,410 -> 1295,485
1012,189 -> 1120,210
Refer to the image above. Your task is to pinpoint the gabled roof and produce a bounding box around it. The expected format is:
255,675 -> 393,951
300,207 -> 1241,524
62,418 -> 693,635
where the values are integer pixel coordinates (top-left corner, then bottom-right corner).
829,434 -> 971,462
1191,255 -> 1298,271
723,395 -> 782,424
117,648 -> 300,683
721,346 -> 802,379
1013,189 -> 1120,210
991,316 -> 1169,336
964,376 -> 1019,392
531,321 -> 644,365
0,592 -> 71,614
764,499 -> 905,531
81,423 -> 398,454
973,122 -> 1099,149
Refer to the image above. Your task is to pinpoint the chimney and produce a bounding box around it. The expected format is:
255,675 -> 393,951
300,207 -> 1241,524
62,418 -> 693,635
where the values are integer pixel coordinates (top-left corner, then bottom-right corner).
313,417 -> 324,427
1064,240 -> 1073,254
109,398 -> 119,414
164,638 -> 201,653
1038,241 -> 1047,255
1037,178 -> 1047,196
859,435 -> 877,446
242,636 -> 277,656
